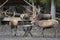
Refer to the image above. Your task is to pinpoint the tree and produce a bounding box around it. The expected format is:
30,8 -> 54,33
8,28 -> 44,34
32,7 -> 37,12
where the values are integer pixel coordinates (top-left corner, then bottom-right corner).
40,0 -> 60,19
51,0 -> 56,19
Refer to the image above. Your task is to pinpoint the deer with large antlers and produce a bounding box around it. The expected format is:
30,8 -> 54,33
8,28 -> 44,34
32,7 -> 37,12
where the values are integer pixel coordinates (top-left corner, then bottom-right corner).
31,13 -> 59,37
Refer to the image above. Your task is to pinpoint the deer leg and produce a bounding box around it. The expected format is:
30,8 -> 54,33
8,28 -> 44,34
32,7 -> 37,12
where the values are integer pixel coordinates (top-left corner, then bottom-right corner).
10,26 -> 14,36
14,26 -> 17,36
41,27 -> 45,37
54,27 -> 57,38
10,27 -> 13,36
29,31 -> 33,37
23,31 -> 28,37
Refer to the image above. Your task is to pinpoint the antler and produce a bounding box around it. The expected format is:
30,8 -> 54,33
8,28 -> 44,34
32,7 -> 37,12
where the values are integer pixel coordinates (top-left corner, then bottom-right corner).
13,11 -> 15,17
0,0 -> 8,8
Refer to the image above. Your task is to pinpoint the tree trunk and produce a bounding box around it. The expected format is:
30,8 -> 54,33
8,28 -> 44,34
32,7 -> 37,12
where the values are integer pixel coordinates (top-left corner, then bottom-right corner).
51,0 -> 56,19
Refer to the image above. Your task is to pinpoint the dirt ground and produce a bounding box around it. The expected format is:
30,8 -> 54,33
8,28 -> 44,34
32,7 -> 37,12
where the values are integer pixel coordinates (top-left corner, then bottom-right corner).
0,25 -> 60,40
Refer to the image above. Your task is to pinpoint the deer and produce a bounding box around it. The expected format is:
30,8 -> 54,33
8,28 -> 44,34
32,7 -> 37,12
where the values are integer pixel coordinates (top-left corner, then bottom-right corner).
9,16 -> 18,36
31,13 -> 59,37
8,11 -> 19,36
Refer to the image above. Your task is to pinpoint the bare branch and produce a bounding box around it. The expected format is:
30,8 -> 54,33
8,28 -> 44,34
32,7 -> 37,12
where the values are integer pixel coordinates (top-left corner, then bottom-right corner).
0,0 -> 8,8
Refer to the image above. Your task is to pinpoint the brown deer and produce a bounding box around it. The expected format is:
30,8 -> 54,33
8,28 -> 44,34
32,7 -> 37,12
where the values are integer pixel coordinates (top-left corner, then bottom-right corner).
9,16 -> 18,36
31,13 -> 59,37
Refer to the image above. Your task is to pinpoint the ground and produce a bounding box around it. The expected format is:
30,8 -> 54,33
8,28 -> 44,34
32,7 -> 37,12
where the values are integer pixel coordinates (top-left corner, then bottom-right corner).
0,25 -> 60,40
